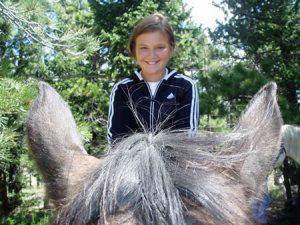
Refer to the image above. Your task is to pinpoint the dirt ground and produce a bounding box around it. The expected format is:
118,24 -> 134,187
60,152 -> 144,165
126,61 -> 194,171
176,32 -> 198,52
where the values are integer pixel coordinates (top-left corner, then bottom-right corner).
268,196 -> 300,225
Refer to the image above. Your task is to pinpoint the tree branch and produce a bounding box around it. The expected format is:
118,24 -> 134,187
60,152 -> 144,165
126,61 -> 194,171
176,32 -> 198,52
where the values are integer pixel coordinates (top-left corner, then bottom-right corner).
0,1 -> 99,56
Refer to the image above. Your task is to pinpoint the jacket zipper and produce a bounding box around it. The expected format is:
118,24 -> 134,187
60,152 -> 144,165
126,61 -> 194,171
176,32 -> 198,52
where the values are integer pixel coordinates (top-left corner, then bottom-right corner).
145,80 -> 163,132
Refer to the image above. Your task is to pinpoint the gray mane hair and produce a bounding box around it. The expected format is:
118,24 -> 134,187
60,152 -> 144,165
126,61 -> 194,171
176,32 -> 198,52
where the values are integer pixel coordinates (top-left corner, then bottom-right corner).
26,81 -> 282,225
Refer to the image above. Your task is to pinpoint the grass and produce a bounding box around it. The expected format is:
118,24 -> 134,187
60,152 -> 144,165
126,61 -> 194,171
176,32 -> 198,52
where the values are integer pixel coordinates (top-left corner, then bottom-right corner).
1,186 -> 54,225
2,210 -> 53,225
269,185 -> 286,202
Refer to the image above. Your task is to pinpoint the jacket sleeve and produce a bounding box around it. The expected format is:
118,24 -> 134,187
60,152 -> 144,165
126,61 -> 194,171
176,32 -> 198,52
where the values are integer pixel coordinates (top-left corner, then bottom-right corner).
107,81 -> 135,144
174,79 -> 199,135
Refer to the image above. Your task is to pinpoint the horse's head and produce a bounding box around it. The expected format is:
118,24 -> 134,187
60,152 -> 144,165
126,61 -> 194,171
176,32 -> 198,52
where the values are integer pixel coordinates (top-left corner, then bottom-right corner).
26,81 -> 282,224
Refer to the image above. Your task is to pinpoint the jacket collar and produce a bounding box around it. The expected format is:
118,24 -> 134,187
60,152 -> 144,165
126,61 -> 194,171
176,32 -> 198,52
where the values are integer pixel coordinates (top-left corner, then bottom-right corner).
134,68 -> 177,81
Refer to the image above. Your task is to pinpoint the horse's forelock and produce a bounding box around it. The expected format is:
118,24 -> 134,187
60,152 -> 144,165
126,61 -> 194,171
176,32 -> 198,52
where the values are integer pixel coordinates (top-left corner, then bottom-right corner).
54,133 -> 186,225
55,131 -> 254,225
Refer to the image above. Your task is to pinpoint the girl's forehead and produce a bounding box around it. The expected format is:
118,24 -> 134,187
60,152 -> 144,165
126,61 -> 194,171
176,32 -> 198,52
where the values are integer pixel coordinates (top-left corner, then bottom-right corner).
135,31 -> 170,44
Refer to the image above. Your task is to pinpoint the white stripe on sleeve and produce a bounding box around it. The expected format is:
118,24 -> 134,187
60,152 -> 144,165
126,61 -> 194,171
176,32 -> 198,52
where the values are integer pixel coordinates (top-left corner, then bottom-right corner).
107,78 -> 133,143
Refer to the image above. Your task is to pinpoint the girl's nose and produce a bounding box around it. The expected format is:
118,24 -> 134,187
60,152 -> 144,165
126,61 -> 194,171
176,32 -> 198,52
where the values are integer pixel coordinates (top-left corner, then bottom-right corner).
149,49 -> 156,58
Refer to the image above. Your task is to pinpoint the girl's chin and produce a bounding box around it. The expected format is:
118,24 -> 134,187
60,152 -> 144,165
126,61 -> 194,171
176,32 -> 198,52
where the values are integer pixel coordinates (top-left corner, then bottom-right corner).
141,71 -> 165,81
142,66 -> 164,73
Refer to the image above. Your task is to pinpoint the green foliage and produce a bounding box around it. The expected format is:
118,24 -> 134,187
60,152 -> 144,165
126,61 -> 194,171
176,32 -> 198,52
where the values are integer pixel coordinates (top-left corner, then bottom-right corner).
0,78 -> 37,214
212,0 -> 300,124
48,0 -> 100,58
2,210 -> 52,225
1,187 -> 53,225
0,78 -> 37,168
269,183 -> 285,203
200,115 -> 230,132
0,129 -> 16,168
0,0 -> 100,58
200,61 -> 268,128
52,77 -> 110,155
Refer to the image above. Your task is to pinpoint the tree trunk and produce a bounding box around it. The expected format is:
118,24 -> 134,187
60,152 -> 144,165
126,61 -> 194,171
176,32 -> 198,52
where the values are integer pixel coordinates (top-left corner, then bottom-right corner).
284,81 -> 298,107
283,157 -> 293,209
0,170 -> 9,216
8,162 -> 22,211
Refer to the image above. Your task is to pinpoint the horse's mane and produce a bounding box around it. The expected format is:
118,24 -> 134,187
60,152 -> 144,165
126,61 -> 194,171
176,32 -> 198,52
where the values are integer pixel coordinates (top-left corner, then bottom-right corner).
54,130 -> 265,225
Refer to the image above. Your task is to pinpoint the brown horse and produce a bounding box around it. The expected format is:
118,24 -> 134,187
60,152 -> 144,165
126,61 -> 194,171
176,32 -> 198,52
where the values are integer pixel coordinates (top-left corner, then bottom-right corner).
26,81 -> 282,225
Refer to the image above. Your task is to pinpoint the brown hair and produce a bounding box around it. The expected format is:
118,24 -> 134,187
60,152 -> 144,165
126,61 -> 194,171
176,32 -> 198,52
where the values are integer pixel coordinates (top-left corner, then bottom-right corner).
128,13 -> 175,59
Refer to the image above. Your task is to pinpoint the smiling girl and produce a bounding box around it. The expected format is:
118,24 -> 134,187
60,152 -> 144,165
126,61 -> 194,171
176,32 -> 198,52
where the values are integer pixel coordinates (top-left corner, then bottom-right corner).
107,13 -> 199,144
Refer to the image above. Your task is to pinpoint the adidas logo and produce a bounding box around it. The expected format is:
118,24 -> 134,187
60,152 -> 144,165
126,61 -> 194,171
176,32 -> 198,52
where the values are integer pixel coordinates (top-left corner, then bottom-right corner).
166,93 -> 175,99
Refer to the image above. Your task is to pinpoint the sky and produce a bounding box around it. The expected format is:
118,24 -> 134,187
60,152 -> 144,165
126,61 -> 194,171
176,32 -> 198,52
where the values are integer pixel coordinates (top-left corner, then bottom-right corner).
183,0 -> 225,30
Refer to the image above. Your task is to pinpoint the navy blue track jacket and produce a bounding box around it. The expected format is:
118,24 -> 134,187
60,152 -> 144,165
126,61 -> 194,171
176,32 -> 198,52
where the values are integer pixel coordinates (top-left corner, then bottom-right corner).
107,68 -> 199,144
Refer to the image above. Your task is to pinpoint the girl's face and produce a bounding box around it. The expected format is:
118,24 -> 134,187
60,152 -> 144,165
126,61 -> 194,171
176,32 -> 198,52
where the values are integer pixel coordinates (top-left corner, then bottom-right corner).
135,31 -> 173,81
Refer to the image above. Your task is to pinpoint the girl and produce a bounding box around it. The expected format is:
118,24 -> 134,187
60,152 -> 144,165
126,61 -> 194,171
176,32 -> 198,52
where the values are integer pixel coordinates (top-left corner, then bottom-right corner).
107,13 -> 199,144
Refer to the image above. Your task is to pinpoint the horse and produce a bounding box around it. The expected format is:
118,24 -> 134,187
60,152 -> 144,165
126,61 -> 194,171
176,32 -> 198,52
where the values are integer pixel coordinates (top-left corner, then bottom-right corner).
280,125 -> 300,165
275,124 -> 300,205
26,81 -> 282,225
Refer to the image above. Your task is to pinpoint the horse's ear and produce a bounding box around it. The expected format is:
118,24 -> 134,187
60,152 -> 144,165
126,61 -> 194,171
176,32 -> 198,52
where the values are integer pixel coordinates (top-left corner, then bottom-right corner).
26,81 -> 101,206
233,82 -> 282,193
